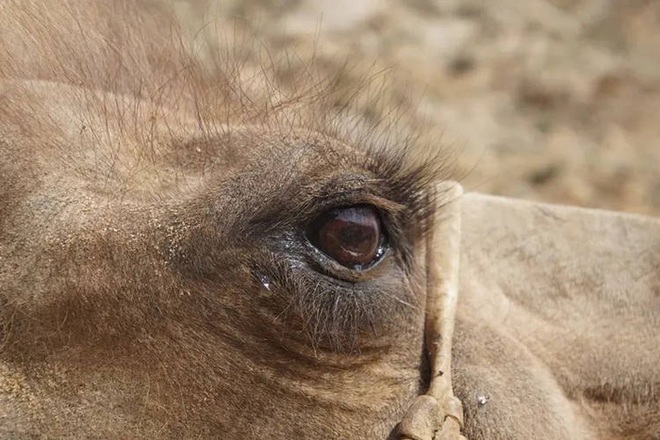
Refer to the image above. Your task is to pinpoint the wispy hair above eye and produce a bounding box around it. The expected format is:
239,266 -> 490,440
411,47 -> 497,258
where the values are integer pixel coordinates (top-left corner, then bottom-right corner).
1,0 -> 456,190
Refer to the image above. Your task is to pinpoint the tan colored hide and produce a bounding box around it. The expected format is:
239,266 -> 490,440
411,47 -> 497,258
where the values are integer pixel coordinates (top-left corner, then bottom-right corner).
0,0 -> 658,437
451,192 -> 660,440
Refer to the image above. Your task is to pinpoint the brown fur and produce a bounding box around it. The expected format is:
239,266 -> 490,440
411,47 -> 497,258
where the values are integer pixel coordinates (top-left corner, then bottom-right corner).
1,1 -> 658,439
0,1 -> 447,438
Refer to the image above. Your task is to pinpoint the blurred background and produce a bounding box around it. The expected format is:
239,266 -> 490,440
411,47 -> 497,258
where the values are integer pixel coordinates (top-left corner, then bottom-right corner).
170,0 -> 660,216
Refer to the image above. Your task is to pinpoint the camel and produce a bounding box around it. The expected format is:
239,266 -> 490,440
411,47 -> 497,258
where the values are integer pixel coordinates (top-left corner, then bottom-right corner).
1,1 -> 658,439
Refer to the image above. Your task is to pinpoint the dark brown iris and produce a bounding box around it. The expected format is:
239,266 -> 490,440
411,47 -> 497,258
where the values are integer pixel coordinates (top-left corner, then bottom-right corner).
307,205 -> 384,269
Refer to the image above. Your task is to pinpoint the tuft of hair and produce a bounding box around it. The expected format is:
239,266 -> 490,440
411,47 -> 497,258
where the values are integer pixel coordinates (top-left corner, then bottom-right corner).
0,0 -> 455,189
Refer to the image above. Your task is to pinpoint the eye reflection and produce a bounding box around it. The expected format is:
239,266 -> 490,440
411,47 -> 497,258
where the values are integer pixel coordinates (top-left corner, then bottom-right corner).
306,205 -> 386,270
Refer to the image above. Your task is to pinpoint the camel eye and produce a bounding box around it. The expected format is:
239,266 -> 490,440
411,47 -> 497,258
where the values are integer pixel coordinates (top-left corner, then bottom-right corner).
306,205 -> 386,270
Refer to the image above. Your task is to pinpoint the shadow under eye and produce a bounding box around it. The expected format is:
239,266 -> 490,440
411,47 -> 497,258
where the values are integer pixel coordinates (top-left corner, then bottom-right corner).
252,249 -> 417,355
305,204 -> 389,272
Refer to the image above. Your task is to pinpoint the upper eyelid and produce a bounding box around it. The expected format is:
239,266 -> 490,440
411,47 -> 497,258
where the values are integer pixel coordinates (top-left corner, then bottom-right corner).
307,188 -> 407,219
242,172 -> 409,239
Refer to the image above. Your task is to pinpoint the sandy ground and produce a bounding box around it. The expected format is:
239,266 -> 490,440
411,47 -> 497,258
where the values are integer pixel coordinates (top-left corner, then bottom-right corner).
171,0 -> 660,216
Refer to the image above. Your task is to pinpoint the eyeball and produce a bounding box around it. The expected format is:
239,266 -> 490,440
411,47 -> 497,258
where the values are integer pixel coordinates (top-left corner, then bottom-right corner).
306,205 -> 386,270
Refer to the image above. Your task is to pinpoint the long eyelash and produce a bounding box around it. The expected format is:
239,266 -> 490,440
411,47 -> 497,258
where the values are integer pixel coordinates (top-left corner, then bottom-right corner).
364,143 -> 455,236
284,77 -> 458,240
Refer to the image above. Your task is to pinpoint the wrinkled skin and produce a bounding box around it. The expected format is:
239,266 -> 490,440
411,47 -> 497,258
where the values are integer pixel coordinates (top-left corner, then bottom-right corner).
1,1 -> 658,439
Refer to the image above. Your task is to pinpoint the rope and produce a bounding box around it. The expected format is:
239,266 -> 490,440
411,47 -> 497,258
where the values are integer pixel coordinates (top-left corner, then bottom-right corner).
398,182 -> 466,440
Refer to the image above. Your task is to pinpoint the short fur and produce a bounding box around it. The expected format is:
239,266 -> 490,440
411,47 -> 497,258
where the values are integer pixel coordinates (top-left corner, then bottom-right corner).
1,1 -> 658,439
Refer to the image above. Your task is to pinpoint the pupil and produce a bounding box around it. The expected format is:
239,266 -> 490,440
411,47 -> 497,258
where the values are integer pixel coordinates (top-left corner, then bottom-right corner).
307,205 -> 384,269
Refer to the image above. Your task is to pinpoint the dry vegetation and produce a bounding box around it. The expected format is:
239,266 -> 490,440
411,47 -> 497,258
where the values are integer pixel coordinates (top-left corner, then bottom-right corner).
170,0 -> 660,216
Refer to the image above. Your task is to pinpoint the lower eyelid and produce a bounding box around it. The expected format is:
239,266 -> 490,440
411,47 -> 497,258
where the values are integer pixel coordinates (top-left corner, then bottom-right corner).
301,240 -> 392,282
